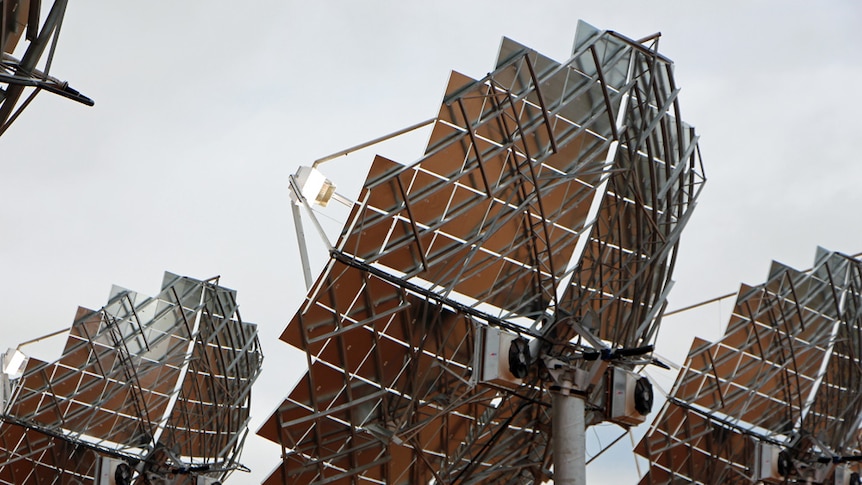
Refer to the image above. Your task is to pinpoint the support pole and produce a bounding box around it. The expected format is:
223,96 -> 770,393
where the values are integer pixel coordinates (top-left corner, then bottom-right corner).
552,389 -> 586,485
290,201 -> 313,290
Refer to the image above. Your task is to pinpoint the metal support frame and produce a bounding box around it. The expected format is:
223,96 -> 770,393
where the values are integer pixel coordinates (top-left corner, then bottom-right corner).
0,0 -> 93,136
0,273 -> 263,483
263,21 -> 705,485
637,249 -> 862,484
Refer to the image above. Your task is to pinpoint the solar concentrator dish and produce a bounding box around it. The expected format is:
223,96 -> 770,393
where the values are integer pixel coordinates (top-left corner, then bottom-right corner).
636,248 -> 862,484
0,272 -> 262,484
262,20 -> 704,484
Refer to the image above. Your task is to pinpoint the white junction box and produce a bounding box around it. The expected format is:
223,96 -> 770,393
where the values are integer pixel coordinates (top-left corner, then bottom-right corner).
481,326 -> 522,386
97,456 -> 130,485
834,465 -> 860,485
755,442 -> 788,484
608,367 -> 650,426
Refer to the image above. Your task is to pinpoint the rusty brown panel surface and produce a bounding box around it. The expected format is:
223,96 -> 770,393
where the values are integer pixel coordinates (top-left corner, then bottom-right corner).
278,423 -> 388,484
802,317 -> 862,451
562,207 -> 660,346
285,362 -> 356,413
340,77 -> 610,318
256,398 -> 294,444
289,413 -> 350,458
283,261 -> 477,394
672,337 -> 719,405
161,397 -> 244,459
362,333 -> 411,389
803,360 -> 856,449
163,368 -> 248,457
674,324 -> 821,432
134,357 -> 182,395
636,403 -> 754,484
347,165 -> 534,315
271,282 -> 490,480
1,0 -> 28,56
8,359 -> 58,418
269,399 -> 315,449
7,312 -> 181,443
386,442 -> 419,485
0,421 -> 100,483
414,406 -> 476,457
699,286 -> 832,428
313,321 -> 378,377
282,258 -> 406,353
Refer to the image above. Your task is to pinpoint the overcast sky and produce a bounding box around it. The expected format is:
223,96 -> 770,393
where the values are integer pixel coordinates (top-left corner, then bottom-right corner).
2,1 -> 861,483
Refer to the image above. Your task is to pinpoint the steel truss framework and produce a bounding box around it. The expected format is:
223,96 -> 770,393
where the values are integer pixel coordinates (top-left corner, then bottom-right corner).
0,0 -> 92,136
260,21 -> 704,484
636,248 -> 862,484
0,272 -> 263,484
